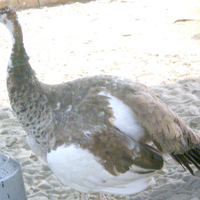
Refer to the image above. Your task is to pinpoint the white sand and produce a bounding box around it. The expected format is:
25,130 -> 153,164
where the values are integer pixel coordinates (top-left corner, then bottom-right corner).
0,0 -> 200,199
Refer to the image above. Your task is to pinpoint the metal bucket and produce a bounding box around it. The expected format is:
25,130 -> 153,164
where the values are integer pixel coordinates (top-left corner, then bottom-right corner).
0,153 -> 27,200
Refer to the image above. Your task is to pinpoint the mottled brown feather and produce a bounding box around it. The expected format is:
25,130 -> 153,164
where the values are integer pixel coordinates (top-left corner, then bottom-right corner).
54,87 -> 163,175
124,90 -> 200,154
2,6 -> 200,179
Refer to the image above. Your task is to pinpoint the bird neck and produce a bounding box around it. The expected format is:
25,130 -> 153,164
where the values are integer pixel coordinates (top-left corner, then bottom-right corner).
1,8 -> 36,84
6,11 -> 29,70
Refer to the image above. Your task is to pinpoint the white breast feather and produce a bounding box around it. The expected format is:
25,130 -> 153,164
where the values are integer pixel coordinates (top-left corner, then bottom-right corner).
47,144 -> 154,195
27,134 -> 47,162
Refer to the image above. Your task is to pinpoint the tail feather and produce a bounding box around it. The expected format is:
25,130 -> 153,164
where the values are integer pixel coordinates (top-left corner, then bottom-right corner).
171,153 -> 194,175
171,147 -> 200,175
189,149 -> 200,162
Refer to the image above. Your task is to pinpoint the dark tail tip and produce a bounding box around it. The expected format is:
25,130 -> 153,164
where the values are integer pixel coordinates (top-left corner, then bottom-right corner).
171,147 -> 200,175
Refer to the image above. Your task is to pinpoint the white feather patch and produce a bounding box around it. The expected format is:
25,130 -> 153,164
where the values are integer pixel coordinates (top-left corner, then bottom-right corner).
0,14 -> 16,45
99,91 -> 144,141
47,144 -> 154,195
27,135 -> 47,162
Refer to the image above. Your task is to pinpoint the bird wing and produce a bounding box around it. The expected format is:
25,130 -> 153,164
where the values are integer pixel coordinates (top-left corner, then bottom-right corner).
66,86 -> 164,176
124,89 -> 200,153
122,86 -> 200,174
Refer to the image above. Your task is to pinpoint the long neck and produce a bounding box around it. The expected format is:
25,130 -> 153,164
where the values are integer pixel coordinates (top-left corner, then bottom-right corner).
1,8 -> 55,152
5,10 -> 35,83
10,19 -> 28,66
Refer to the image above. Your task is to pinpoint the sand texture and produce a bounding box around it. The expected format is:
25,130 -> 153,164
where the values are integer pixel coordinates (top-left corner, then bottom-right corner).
0,0 -> 200,199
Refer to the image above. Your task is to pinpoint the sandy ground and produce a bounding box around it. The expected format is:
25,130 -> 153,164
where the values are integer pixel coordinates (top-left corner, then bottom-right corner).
0,0 -> 200,199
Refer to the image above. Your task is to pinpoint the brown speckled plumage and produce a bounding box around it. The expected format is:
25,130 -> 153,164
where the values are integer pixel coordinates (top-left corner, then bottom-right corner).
1,6 -> 200,199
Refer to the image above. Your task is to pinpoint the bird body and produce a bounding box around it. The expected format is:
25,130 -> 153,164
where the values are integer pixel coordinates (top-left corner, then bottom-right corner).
47,143 -> 154,195
1,6 -> 200,199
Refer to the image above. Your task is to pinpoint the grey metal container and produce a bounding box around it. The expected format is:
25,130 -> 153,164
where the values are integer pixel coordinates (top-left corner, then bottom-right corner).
0,153 -> 27,200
